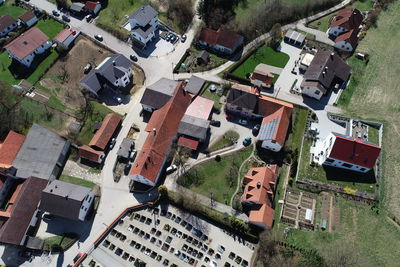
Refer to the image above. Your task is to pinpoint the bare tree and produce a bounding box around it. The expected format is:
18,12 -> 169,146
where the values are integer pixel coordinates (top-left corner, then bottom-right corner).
58,64 -> 69,84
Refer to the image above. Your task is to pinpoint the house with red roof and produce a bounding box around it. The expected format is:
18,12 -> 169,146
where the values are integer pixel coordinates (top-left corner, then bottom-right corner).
78,113 -> 121,164
333,29 -> 358,52
250,64 -> 275,89
241,165 -> 279,229
198,27 -> 244,56
0,131 -> 25,174
18,11 -> 38,28
315,132 -> 381,173
4,27 -> 51,67
0,14 -> 18,37
129,82 -> 192,188
54,29 -> 78,48
84,1 -> 102,15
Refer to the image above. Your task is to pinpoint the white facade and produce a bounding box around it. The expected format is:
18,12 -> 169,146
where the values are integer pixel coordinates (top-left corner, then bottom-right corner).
114,67 -> 132,88
78,191 -> 95,221
129,16 -> 157,47
301,84 -> 323,100
0,21 -> 17,37
327,26 -> 347,37
261,140 -> 282,152
56,33 -> 75,48
334,41 -> 354,52
131,174 -> 156,187
7,41 -> 52,67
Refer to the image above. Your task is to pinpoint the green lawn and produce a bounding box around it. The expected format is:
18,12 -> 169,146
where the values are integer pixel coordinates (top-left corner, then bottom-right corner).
43,233 -> 78,251
338,55 -> 366,106
298,137 -> 376,193
0,1 -> 26,18
368,126 -> 380,146
178,148 -> 252,204
232,46 -> 289,78
59,175 -> 96,188
208,130 -> 239,152
35,18 -> 66,39
0,52 -> 19,85
351,0 -> 374,11
200,84 -> 223,111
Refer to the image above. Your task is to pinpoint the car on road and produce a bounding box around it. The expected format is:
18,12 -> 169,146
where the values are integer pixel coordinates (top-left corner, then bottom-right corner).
243,137 -> 252,146
170,35 -> 178,44
129,149 -> 137,161
94,34 -> 103,41
52,10 -> 60,16
130,55 -> 138,62
124,162 -> 132,175
109,138 -> 116,149
166,164 -> 177,174
85,14 -> 92,22
181,34 -> 187,42
253,124 -> 260,135
210,120 -> 220,127
62,15 -> 70,22
83,63 -> 92,74
238,119 -> 248,125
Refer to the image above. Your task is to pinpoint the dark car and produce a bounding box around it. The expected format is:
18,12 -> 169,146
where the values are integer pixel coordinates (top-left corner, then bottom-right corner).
52,10 -> 60,16
252,124 -> 261,135
124,163 -> 132,175
210,120 -> 220,127
181,34 -> 187,43
130,55 -> 138,62
94,34 -> 103,41
62,15 -> 70,22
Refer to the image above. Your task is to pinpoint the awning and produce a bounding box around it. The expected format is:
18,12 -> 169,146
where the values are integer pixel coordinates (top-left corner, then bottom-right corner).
178,136 -> 199,150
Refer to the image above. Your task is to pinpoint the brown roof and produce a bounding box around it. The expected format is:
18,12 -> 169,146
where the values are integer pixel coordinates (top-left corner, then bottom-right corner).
302,51 -> 351,90
251,70 -> 274,87
0,15 -> 16,32
259,106 -> 293,147
334,29 -> 358,48
89,113 -> 121,150
54,29 -> 73,43
130,83 -> 192,183
85,1 -> 100,11
199,28 -> 219,46
19,11 -> 36,23
248,204 -> 274,229
256,95 -> 294,117
0,177 -> 48,245
4,27 -> 49,60
0,131 -> 26,168
199,27 -> 243,50
330,8 -> 363,31
78,145 -> 104,163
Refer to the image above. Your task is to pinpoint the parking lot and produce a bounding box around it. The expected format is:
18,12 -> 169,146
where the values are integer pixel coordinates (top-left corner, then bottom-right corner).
81,205 -> 255,267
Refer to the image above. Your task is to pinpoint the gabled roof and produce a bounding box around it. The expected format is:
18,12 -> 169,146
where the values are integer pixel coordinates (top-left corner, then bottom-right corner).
284,29 -> 306,44
84,1 -> 100,11
256,95 -> 293,117
140,78 -> 178,109
329,132 -> 381,169
0,15 -> 16,32
178,136 -> 199,150
258,106 -> 292,147
248,204 -> 274,229
0,131 -> 25,168
54,29 -> 74,43
4,27 -> 49,60
178,115 -> 210,140
227,84 -> 258,111
184,96 -> 214,120
330,8 -> 363,31
89,113 -> 121,150
129,5 -> 158,26
199,27 -> 243,49
334,29 -> 358,48
251,64 -> 275,87
130,83 -> 192,183
19,11 -> 36,23
0,177 -> 48,245
78,145 -> 104,163
70,3 -> 85,12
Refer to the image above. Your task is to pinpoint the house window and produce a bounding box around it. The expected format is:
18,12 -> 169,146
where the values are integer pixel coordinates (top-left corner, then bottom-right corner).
315,90 -> 320,95
341,45 -> 345,48
81,206 -> 84,210
84,208 -> 87,211
325,158 -> 334,163
334,31 -> 337,34
360,167 -> 366,171
342,162 -> 353,168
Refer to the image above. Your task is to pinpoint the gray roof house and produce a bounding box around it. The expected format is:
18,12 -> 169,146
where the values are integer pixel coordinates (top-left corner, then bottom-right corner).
178,115 -> 210,142
80,54 -> 133,97
117,138 -> 134,160
129,5 -> 158,48
140,78 -> 178,111
70,3 -> 85,13
40,180 -> 95,221
12,124 -> 70,181
184,75 -> 206,95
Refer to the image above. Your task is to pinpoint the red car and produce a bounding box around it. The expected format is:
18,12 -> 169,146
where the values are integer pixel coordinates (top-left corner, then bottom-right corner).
225,114 -> 235,121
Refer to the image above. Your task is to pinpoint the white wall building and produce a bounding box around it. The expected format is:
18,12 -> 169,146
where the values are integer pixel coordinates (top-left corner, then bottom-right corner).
128,5 -> 158,48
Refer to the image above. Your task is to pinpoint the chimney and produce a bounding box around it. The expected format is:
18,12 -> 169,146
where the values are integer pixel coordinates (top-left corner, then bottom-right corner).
330,52 -> 334,59
153,128 -> 156,135
322,71 -> 326,76
112,60 -> 116,66
257,182 -> 261,189
325,66 -> 328,71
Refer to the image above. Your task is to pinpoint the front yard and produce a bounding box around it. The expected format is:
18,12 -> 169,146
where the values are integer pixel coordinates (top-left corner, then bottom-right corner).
177,148 -> 252,204
232,46 -> 289,78
0,0 -> 25,18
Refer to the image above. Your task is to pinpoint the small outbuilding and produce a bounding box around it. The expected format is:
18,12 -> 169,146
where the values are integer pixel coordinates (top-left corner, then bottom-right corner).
284,29 -> 305,47
196,50 -> 209,65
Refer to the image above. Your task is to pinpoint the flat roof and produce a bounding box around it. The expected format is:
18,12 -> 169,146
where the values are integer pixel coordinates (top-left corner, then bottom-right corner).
184,96 -> 214,120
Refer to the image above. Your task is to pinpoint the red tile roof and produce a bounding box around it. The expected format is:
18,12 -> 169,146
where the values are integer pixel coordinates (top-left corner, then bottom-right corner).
85,1 -> 100,11
19,11 -> 36,23
329,133 -> 381,169
260,106 -> 293,147
0,131 -> 26,168
0,15 -> 16,32
78,145 -> 104,163
251,70 -> 274,87
248,204 -> 274,229
130,82 -> 192,183
329,8 -> 363,31
199,27 -> 243,50
54,29 -> 73,43
334,29 -> 358,48
178,136 -> 199,150
4,27 -> 49,60
89,113 -> 121,150
184,96 -> 214,120
199,28 -> 218,46
257,95 -> 293,117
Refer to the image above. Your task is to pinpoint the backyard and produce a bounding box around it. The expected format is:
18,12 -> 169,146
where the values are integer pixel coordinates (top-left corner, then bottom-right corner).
177,148 -> 252,204
232,46 -> 289,78
200,83 -> 225,111
0,1 -> 25,18
176,46 -> 227,73
208,130 -> 239,152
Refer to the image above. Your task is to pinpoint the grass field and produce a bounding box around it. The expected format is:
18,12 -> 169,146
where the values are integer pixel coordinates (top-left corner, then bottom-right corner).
200,84 -> 223,111
339,0 -> 400,218
0,1 -> 25,18
59,175 -> 96,188
232,46 -> 289,78
178,148 -> 252,204
35,18 -> 66,39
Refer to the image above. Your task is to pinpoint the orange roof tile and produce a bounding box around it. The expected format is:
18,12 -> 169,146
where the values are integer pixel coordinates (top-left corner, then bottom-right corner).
184,96 -> 214,120
89,113 -> 121,150
242,166 -> 279,205
78,145 -> 104,163
0,131 -> 25,168
248,204 -> 274,229
259,106 -> 292,147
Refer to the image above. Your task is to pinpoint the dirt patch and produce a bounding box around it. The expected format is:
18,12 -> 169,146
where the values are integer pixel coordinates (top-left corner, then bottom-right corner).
40,36 -> 113,110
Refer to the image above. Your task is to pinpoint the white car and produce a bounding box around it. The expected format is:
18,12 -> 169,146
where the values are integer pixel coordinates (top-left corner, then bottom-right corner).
166,164 -> 177,174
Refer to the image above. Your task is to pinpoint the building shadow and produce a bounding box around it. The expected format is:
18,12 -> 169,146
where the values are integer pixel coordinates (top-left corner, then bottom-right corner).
132,31 -> 162,58
322,165 -> 376,184
1,245 -> 28,266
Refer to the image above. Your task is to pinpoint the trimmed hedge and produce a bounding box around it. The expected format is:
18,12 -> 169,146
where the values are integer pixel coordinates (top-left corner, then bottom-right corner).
173,50 -> 190,73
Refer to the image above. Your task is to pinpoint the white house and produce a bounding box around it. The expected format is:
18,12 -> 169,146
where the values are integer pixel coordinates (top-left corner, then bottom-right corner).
0,15 -> 18,37
128,5 -> 158,49
313,132 -> 381,173
54,29 -> 77,48
4,27 -> 51,67
18,11 -> 38,28
40,180 -> 95,221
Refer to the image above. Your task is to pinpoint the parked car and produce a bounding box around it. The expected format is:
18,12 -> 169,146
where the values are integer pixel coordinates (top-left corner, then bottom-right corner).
253,124 -> 261,135
166,164 -> 177,174
210,120 -> 220,127
129,149 -> 137,161
166,33 -> 173,41
83,63 -> 92,74
225,114 -> 235,121
109,138 -> 116,149
181,34 -> 187,42
170,35 -> 178,43
242,137 -> 252,146
85,14 -> 92,22
238,119 -> 248,125
94,34 -> 103,41
113,96 -> 122,104
130,55 -> 138,62
124,162 -> 132,175
52,10 -> 60,16
62,15 -> 70,22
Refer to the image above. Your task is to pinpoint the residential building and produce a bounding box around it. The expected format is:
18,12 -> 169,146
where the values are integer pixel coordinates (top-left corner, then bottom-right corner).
197,50 -> 210,65
250,64 -> 275,89
184,75 -> 206,95
80,54 -> 133,97
226,84 -> 259,118
12,124 -> 70,181
0,130 -> 25,175
300,51 -> 351,100
70,3 -> 85,14
128,5 -> 158,49
140,78 -> 178,112
333,29 -> 358,52
84,1 -> 102,15
284,29 -> 305,47
78,113 -> 121,164
18,11 -> 38,28
0,176 -> 48,246
198,27 -> 244,55
40,180 -> 95,221
313,132 -> 381,173
258,105 -> 293,152
54,29 -> 77,48
4,27 -> 51,67
129,83 -> 192,188
0,14 -> 18,37
241,166 -> 279,229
